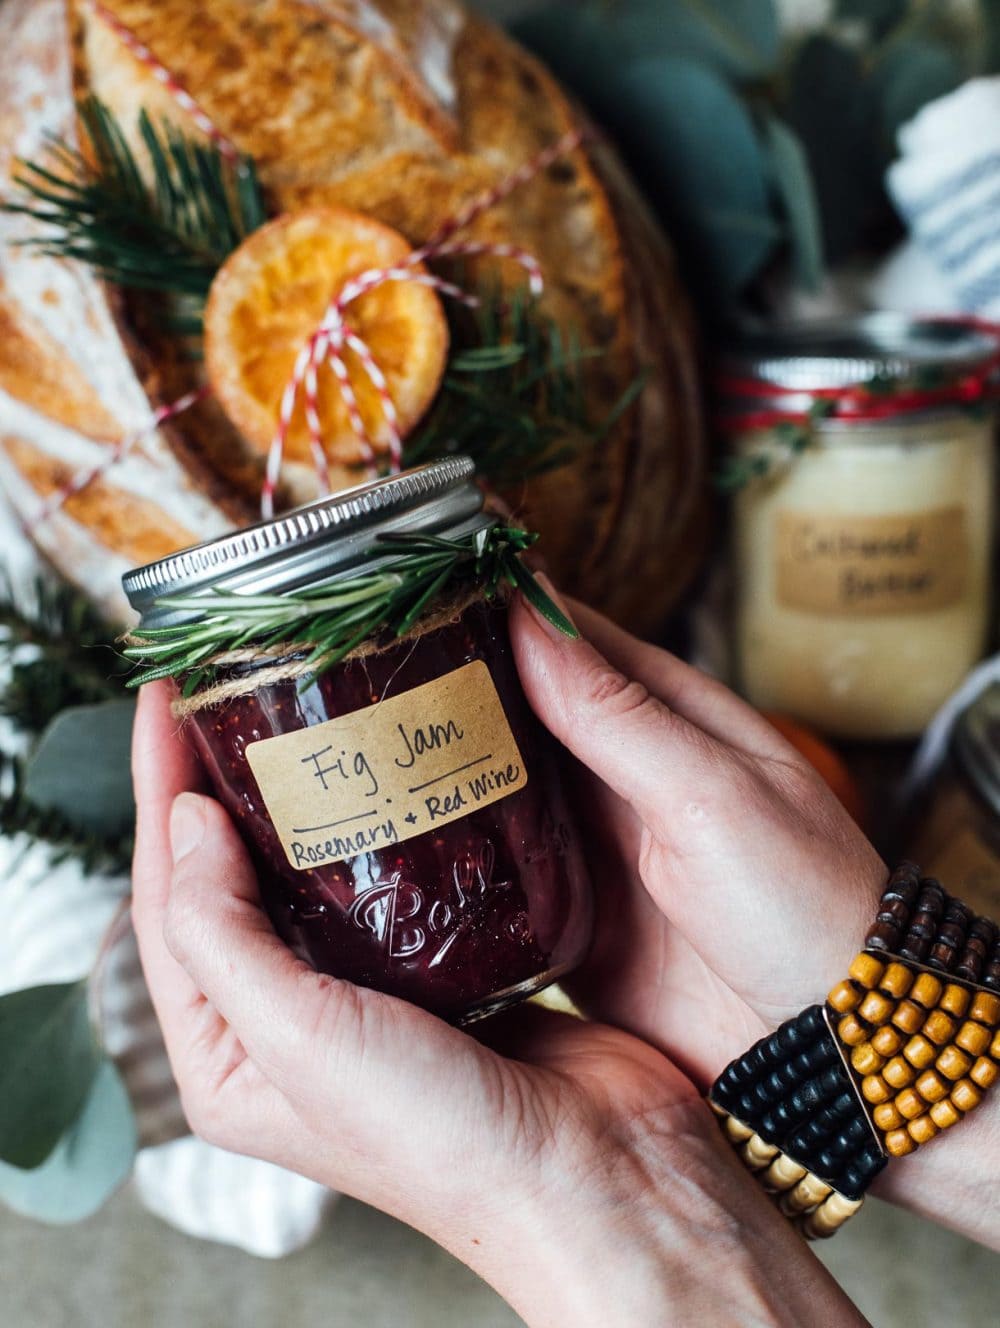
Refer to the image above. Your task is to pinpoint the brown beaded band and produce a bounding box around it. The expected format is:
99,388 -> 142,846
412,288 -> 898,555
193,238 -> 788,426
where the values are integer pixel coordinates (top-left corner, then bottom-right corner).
865,861 -> 1000,988
710,864 -> 1000,1238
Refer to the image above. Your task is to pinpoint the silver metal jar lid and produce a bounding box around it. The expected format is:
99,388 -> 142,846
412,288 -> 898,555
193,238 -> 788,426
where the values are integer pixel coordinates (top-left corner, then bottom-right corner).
951,682 -> 1000,823
721,314 -> 998,393
122,458 -> 491,629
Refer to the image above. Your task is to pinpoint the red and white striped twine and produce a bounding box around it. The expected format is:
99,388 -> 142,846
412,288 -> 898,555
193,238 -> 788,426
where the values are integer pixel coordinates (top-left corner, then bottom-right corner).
259,135 -> 580,518
29,5 -> 587,527
25,388 -> 209,532
83,0 -> 241,162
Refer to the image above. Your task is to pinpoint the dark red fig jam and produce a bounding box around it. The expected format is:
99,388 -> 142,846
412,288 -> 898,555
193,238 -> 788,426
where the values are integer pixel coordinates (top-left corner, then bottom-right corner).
124,461 -> 594,1023
183,597 -> 592,1022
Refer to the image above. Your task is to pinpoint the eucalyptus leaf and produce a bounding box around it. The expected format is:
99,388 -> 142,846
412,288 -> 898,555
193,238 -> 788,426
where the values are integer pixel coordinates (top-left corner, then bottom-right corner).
762,115 -> 825,290
0,1060 -> 136,1224
872,38 -> 963,138
511,5 -> 630,115
23,698 -> 136,837
0,982 -> 101,1169
514,0 -> 780,82
607,57 -> 781,301
784,36 -> 888,263
835,0 -> 908,39
985,0 -> 1000,73
613,0 -> 781,77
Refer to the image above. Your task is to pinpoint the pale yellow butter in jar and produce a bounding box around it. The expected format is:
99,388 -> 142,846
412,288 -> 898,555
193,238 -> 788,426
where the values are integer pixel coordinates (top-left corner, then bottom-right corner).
723,317 -> 997,740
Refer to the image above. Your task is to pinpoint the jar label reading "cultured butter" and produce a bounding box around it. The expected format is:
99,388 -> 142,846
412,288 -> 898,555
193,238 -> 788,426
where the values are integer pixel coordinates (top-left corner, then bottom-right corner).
775,507 -> 968,616
245,661 -> 527,870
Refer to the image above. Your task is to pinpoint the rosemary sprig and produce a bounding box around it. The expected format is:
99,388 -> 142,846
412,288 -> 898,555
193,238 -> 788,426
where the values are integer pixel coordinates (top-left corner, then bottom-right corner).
715,401 -> 835,493
404,289 -> 648,484
124,523 -> 577,693
5,98 -> 265,302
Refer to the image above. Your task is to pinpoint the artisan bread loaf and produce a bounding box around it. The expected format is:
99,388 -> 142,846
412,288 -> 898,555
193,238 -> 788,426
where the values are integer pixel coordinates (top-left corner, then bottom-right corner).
0,0 -> 706,630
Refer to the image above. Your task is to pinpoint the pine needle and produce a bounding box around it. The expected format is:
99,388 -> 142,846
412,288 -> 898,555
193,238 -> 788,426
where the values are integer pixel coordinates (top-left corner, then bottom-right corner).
403,288 -> 647,484
0,574 -> 130,735
5,98 -> 265,303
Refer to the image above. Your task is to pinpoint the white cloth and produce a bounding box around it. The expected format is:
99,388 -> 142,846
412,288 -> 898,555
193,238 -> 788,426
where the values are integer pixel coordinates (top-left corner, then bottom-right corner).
903,654 -> 1000,803
0,498 -> 335,1255
884,78 -> 1000,317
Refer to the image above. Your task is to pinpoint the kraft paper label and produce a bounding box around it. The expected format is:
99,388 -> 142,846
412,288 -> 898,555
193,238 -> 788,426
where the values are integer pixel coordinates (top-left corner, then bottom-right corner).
245,661 -> 527,870
775,507 -> 968,616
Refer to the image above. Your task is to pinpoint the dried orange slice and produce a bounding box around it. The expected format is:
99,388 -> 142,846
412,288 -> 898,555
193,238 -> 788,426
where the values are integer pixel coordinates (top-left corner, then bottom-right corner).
204,207 -> 449,475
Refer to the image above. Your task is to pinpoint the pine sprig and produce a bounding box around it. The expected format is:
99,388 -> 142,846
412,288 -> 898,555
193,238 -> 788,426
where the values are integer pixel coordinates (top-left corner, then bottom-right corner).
715,402 -> 834,493
124,523 -> 577,693
0,575 -> 130,735
405,290 -> 648,484
0,750 -> 134,876
5,98 -> 265,302
4,100 -> 644,487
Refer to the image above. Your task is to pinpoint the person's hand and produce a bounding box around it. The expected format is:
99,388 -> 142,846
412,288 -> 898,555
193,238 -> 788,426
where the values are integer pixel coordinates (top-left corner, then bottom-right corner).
510,584 -> 887,1083
510,583 -> 1000,1249
131,680 -> 864,1328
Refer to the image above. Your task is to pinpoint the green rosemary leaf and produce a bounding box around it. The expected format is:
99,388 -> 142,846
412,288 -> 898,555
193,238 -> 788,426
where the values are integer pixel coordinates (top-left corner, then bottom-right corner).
394,565 -> 454,637
592,365 -> 651,444
507,558 -> 579,638
124,523 -> 574,690
448,345 -> 528,372
714,449 -> 775,493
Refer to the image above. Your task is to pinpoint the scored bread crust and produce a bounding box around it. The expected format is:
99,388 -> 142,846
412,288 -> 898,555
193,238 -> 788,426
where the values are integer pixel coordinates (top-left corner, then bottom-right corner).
0,0 -> 706,631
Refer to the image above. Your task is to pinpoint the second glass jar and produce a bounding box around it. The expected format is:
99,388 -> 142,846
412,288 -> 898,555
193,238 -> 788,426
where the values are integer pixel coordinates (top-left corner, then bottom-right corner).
722,317 -> 997,740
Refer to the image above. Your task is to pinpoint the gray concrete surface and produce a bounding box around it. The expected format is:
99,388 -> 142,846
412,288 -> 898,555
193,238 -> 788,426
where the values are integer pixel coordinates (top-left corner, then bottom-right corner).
2,1186 -> 998,1328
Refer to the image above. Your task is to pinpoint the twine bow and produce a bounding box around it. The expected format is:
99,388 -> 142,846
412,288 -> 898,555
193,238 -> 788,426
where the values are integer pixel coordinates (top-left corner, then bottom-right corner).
261,129 -> 584,519
24,3 -> 585,531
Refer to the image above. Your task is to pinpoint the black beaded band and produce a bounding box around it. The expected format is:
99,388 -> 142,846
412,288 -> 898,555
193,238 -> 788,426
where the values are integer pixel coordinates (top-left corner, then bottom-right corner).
710,865 -> 1000,1238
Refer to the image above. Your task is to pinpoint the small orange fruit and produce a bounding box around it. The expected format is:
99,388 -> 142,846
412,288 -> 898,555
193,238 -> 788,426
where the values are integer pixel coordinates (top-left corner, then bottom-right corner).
204,207 -> 449,480
764,711 -> 865,826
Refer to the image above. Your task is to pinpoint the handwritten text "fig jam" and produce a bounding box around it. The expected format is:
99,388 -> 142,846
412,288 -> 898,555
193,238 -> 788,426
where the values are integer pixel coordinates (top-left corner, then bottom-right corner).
245,661 -> 529,865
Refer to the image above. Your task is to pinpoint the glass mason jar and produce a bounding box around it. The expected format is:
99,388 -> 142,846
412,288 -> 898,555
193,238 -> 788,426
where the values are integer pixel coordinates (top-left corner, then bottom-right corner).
721,316 -> 997,740
123,460 -> 594,1023
905,682 -> 1000,918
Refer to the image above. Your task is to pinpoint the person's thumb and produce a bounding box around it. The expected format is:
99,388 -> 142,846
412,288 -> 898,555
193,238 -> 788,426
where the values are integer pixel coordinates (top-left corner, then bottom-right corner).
510,584 -> 723,834
163,792 -> 495,1171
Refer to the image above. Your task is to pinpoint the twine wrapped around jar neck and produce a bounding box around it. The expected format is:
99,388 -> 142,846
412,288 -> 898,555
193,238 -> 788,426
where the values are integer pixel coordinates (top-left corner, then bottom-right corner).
153,585 -> 491,717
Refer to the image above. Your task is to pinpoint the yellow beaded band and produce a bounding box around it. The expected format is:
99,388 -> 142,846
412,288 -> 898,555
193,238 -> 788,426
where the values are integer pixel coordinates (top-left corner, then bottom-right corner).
709,864 -> 1000,1237
829,952 -> 1000,1159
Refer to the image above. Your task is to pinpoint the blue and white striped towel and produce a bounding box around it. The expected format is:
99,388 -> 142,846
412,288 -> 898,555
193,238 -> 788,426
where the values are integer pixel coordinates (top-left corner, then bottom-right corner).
886,78 -> 1000,317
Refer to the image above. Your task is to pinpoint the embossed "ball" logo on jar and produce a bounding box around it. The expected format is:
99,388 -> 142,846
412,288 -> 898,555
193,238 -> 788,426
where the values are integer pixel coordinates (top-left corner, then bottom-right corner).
347,842 -> 524,965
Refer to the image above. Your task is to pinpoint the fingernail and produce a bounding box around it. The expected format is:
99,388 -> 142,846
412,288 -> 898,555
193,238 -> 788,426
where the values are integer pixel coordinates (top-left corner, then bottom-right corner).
170,793 -> 205,864
529,572 -> 578,639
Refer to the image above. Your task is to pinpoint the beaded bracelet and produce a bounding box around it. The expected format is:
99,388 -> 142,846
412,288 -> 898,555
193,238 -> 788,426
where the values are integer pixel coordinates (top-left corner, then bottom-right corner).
709,864 -> 1000,1239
